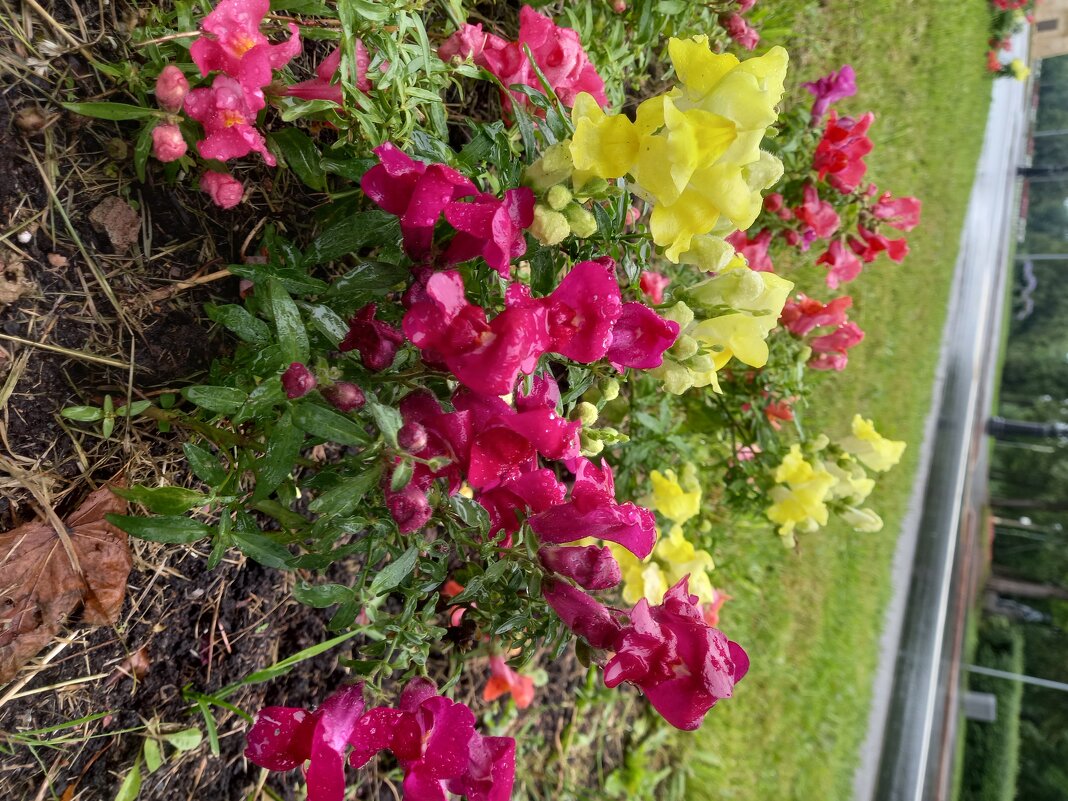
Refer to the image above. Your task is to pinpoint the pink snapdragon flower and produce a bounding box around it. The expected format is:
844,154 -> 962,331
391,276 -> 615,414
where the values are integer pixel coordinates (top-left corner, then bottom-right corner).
339,303 -> 405,372
361,143 -> 477,261
726,228 -> 774,271
639,270 -> 670,304
849,224 -> 908,264
871,192 -> 922,232
722,13 -> 759,50
439,23 -> 489,62
483,654 -> 535,709
155,65 -> 190,112
779,293 -> 853,336
702,587 -> 733,628
816,239 -> 864,288
794,183 -> 841,242
808,320 -> 864,372
199,171 -> 244,208
282,362 -> 317,398
189,0 -> 300,101
397,391 -> 475,493
802,64 -> 857,124
814,111 -> 875,193
443,188 -> 536,277
529,458 -> 657,559
403,271 -> 547,396
184,74 -> 276,165
286,42 -> 372,104
605,302 -> 680,371
478,469 -> 567,541
539,544 -> 622,590
151,124 -> 187,162
603,577 -> 749,731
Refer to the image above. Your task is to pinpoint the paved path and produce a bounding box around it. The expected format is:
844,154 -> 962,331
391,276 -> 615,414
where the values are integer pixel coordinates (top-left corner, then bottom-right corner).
853,34 -> 1031,801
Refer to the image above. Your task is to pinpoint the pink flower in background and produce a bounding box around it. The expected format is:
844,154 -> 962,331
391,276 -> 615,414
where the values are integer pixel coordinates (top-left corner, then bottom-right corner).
726,228 -> 775,271
802,64 -> 857,124
603,577 -> 749,731
702,588 -> 733,627
190,0 -> 300,100
285,43 -> 371,103
814,111 -> 874,193
530,458 -> 657,559
794,184 -> 841,243
606,302 -> 680,371
151,124 -> 187,162
871,192 -> 922,231
155,65 -> 189,112
199,171 -> 244,208
763,398 -> 794,430
361,143 -> 477,261
851,225 -> 909,263
639,270 -> 670,304
281,362 -> 316,398
817,239 -> 864,288
808,351 -> 848,371
184,74 -> 276,164
722,13 -> 759,50
483,654 -> 535,709
735,0 -> 757,11
438,23 -> 489,62
808,320 -> 864,371
443,188 -> 536,276
779,293 -> 853,336
339,303 -> 405,372
539,544 -> 622,590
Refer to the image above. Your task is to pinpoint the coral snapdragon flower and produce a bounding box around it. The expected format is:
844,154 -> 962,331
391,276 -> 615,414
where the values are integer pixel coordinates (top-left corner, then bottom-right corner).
184,74 -> 276,165
813,111 -> 874,193
482,654 -> 536,709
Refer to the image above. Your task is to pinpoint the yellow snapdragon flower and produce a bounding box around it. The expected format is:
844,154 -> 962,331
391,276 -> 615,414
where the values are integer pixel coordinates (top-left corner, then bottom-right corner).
648,465 -> 702,525
612,524 -> 716,605
766,445 -> 837,546
840,414 -> 906,472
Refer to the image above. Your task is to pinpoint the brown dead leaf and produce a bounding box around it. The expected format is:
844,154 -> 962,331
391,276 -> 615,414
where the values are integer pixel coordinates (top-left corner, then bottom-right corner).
88,196 -> 141,252
0,486 -> 131,683
0,255 -> 32,307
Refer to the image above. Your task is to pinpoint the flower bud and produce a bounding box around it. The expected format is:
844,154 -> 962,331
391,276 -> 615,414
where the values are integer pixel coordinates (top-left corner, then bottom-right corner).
281,363 -> 316,399
571,402 -> 598,426
563,204 -> 598,238
387,485 -> 433,533
528,205 -> 570,246
397,421 -> 428,453
322,381 -> 365,412
546,185 -> 572,211
523,141 -> 574,190
600,378 -> 620,402
155,64 -> 190,112
199,171 -> 244,209
539,545 -> 621,591
151,124 -> 187,163
579,430 -> 604,457
669,334 -> 699,360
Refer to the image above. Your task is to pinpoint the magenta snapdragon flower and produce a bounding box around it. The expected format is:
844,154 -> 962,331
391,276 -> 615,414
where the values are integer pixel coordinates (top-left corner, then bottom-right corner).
794,183 -> 841,242
281,362 -> 316,398
285,42 -> 371,104
802,64 -> 857,124
443,188 -> 535,277
479,469 -> 568,541
539,544 -> 622,590
871,192 -> 922,231
338,303 -> 405,372
605,302 -> 680,371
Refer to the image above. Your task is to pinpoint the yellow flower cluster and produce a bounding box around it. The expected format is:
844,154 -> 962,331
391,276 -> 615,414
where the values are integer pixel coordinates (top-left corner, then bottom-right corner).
568,37 -> 789,265
612,465 -> 717,605
650,258 -> 793,394
766,444 -> 836,547
839,414 -> 906,473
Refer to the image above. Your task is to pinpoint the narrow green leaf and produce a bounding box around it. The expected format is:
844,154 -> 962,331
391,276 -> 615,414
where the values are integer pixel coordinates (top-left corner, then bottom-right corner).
303,303 -> 349,345
303,210 -> 400,266
160,728 -> 202,752
115,400 -> 152,417
253,409 -> 305,501
113,760 -> 142,801
267,279 -> 309,364
449,495 -> 490,535
206,303 -> 272,345
182,443 -> 228,486
64,101 -> 160,121
326,261 -> 409,301
181,386 -> 248,415
113,485 -> 210,515
369,546 -> 420,596
268,128 -> 326,191
232,530 -> 292,568
366,398 -> 402,447
143,739 -> 163,774
215,630 -> 362,700
108,514 -> 213,544
291,402 -> 370,446
308,467 -> 380,516
61,406 -> 104,422
293,581 -> 355,608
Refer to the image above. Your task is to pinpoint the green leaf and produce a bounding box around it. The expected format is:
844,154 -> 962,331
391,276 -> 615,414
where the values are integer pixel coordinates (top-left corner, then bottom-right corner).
108,514 -> 213,544
366,398 -> 402,447
293,581 -> 355,608
291,402 -> 370,446
113,485 -> 210,515
326,261 -> 409,301
143,739 -> 163,774
61,406 -> 104,422
113,760 -> 142,801
64,102 -> 160,121
161,728 -> 202,752
182,443 -> 228,486
303,210 -> 400,266
134,123 -> 154,183
232,530 -> 292,568
280,98 -> 341,121
449,495 -> 490,535
337,0 -> 390,22
228,263 -> 328,295
308,467 -> 381,516
206,303 -> 272,345
268,128 -> 326,191
115,400 -> 152,417
253,409 -> 305,501
304,303 -> 349,345
215,630 -> 361,700
390,460 -> 413,492
267,279 -> 309,364
369,546 -> 420,596
181,386 -> 248,415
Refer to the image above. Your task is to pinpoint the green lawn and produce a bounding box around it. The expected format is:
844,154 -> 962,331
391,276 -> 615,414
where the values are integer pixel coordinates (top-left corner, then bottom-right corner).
681,2 -> 993,799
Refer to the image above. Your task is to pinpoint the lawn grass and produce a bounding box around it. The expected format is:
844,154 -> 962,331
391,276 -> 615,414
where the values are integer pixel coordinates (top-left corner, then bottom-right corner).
681,2 -> 994,799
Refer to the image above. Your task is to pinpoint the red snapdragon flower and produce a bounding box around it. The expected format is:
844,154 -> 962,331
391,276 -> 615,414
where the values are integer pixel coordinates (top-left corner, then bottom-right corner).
816,239 -> 863,289
849,224 -> 908,264
794,183 -> 841,242
539,544 -> 622,590
813,111 -> 874,193
403,271 -> 547,396
184,74 -> 276,165
779,293 -> 853,337
603,577 -> 749,731
871,192 -> 922,232
482,654 -> 535,709
339,303 -> 405,372
722,13 -> 760,50
189,0 -> 300,102
361,144 -> 477,262
541,577 -> 622,649
763,398 -> 794,430
726,228 -> 775,271
529,457 -> 657,559
605,302 -> 680,371
443,188 -> 536,277
639,270 -> 670,304
282,362 -> 316,398
285,43 -> 370,104
808,321 -> 864,372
